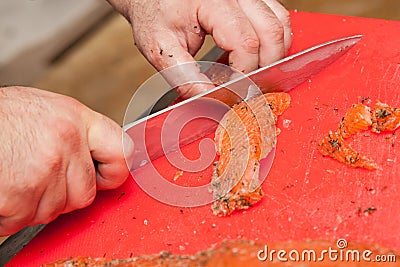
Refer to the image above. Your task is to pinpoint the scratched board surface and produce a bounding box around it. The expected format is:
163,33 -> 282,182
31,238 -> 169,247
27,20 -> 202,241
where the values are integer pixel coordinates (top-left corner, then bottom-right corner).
8,12 -> 400,266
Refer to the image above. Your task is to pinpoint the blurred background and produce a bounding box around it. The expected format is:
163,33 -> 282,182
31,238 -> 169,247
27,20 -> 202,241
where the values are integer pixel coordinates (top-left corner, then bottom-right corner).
0,0 -> 400,244
1,0 -> 400,124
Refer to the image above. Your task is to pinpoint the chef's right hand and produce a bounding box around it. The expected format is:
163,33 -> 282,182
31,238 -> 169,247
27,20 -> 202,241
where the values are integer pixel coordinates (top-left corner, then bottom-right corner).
0,86 -> 133,236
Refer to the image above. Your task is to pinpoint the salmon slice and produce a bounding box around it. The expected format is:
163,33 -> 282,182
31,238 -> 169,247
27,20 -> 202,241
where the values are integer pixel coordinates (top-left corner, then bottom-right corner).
263,92 -> 291,119
371,101 -> 400,133
211,93 -> 290,216
338,103 -> 372,138
318,131 -> 378,170
319,100 -> 400,169
44,239 -> 399,266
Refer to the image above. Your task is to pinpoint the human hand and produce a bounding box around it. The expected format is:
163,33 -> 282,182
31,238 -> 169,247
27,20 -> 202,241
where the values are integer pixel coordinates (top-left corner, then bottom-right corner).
0,87 -> 133,236
108,0 -> 292,99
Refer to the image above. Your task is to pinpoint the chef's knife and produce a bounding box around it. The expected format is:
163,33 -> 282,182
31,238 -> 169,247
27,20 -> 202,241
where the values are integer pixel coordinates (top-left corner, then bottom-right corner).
0,35 -> 361,265
124,35 -> 362,171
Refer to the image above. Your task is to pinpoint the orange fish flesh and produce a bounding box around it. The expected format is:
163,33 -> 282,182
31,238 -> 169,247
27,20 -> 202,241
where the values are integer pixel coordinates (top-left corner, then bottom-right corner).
318,131 -> 378,170
211,93 -> 290,216
319,100 -> 400,170
44,239 -> 399,267
371,101 -> 400,133
338,103 -> 372,138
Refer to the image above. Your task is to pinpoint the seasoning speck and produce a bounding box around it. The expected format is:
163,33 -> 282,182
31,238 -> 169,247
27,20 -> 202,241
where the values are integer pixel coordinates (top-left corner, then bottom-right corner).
117,191 -> 125,200
144,219 -> 148,226
364,207 -> 377,214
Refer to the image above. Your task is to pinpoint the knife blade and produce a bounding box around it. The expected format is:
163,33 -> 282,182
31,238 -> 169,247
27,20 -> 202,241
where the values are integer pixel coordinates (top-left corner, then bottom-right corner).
123,35 -> 362,171
0,35 -> 362,264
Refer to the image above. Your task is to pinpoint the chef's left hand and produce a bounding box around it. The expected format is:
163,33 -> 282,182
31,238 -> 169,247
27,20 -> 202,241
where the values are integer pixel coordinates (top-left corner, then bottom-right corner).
107,0 -> 292,99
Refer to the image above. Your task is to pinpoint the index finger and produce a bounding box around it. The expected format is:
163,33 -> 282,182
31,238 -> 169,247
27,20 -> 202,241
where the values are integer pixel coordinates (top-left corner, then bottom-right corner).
198,0 -> 260,74
136,30 -> 215,99
238,0 -> 291,66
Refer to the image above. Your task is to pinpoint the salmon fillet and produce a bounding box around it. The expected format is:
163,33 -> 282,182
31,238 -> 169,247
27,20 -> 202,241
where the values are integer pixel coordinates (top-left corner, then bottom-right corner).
338,103 -> 372,138
318,100 -> 400,169
44,239 -> 399,266
211,93 -> 290,216
318,131 -> 378,170
263,92 -> 291,118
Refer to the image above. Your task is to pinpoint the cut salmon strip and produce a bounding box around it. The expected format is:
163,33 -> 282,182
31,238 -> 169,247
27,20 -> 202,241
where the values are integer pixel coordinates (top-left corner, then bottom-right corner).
211,93 -> 290,216
338,103 -> 372,138
318,131 -> 378,170
371,101 -> 400,133
263,92 -> 291,119
319,100 -> 400,170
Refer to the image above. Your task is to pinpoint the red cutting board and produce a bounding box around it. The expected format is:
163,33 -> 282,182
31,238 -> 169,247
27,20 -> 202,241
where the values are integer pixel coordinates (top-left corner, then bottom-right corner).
8,12 -> 400,266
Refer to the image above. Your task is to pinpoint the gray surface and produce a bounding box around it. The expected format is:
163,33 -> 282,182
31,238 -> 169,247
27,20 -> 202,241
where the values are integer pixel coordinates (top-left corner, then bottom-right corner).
0,0 -> 112,85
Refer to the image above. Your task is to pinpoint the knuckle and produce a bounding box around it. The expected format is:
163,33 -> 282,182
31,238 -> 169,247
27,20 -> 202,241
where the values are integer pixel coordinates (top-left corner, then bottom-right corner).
266,20 -> 284,44
83,163 -> 97,191
67,161 -> 96,210
241,35 -> 260,54
76,185 -> 96,209
62,94 -> 83,108
44,122 -> 83,167
45,152 -> 64,173
280,9 -> 291,29
33,199 -> 66,225
37,147 -> 64,180
3,174 -> 40,202
53,118 -> 81,144
136,32 -> 172,71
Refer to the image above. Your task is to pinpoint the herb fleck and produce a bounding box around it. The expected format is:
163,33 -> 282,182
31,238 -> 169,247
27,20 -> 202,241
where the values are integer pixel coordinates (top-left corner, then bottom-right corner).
117,191 -> 126,200
328,139 -> 340,149
376,109 -> 391,119
363,207 -> 377,214
361,96 -> 370,104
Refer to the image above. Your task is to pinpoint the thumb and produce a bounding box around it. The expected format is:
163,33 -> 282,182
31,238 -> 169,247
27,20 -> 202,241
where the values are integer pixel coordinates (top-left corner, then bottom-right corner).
86,113 -> 133,190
